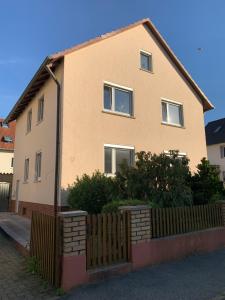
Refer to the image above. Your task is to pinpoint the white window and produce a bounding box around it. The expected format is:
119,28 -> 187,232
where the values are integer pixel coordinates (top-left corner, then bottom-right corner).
24,158 -> 29,182
104,84 -> 133,116
222,171 -> 225,182
35,152 -> 42,181
220,146 -> 225,158
37,96 -> 44,123
140,51 -> 152,72
161,100 -> 184,127
104,144 -> 134,174
27,109 -> 32,133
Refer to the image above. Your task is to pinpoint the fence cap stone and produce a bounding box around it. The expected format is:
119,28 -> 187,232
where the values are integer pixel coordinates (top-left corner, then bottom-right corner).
119,205 -> 149,211
216,200 -> 225,204
59,210 -> 88,217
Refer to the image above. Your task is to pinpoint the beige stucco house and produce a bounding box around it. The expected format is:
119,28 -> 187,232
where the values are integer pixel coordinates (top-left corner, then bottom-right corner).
205,118 -> 225,182
5,19 -> 213,217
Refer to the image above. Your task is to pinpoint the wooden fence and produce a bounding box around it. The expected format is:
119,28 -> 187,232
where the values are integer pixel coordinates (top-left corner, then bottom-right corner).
30,211 -> 61,287
151,204 -> 223,238
86,212 -> 130,269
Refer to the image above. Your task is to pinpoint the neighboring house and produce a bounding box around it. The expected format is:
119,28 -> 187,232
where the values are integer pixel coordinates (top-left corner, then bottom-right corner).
5,18 -> 213,217
205,118 -> 225,182
0,118 -> 15,182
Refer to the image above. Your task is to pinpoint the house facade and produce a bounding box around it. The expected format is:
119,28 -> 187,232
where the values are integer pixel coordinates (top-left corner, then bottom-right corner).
205,118 -> 225,182
0,118 -> 15,182
5,19 -> 213,217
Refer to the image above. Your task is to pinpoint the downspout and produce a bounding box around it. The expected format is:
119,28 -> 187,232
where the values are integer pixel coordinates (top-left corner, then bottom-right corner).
45,63 -> 61,218
45,63 -> 61,286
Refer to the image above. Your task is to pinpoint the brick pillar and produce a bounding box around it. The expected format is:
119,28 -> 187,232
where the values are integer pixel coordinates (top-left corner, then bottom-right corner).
216,200 -> 225,226
59,210 -> 88,291
119,205 -> 151,268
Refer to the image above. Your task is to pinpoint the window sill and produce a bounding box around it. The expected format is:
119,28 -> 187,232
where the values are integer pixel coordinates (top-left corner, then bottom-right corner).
139,68 -> 154,74
104,173 -> 116,177
36,119 -> 44,126
23,181 -> 29,184
26,130 -> 31,136
161,122 -> 185,129
102,110 -> 135,119
34,178 -> 41,183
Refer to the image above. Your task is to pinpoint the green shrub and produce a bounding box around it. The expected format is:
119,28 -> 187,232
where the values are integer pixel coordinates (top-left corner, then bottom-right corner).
102,199 -> 147,213
191,158 -> 225,205
116,150 -> 193,208
68,171 -> 118,214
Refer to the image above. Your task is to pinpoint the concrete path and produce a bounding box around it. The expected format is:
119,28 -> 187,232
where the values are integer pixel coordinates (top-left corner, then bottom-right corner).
0,213 -> 30,249
64,248 -> 225,300
0,230 -> 57,299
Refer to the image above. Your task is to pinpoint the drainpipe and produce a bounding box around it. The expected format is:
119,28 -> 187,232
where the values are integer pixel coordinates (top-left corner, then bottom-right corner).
45,63 -> 61,286
45,63 -> 61,218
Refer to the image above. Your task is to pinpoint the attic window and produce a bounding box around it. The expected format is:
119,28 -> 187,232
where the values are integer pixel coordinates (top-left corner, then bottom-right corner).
3,136 -> 13,143
214,126 -> 222,133
0,122 -> 9,128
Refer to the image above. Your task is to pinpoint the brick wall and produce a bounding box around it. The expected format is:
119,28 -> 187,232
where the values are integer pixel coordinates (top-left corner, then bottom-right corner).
120,205 -> 151,244
61,212 -> 86,256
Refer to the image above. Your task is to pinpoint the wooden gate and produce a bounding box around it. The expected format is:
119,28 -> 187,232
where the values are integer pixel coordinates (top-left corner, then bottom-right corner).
86,211 -> 130,269
30,211 -> 61,287
0,182 -> 10,212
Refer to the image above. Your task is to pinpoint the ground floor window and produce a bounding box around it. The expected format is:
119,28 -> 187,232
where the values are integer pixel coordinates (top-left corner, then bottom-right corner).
35,152 -> 42,181
104,144 -> 134,175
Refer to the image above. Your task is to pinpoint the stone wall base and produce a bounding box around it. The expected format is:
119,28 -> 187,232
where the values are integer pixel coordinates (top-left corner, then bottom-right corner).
9,200 -> 69,218
131,227 -> 225,269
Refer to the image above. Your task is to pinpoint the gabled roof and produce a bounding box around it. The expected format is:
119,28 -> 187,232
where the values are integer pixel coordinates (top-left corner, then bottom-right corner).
205,118 -> 225,145
0,118 -> 16,150
5,18 -> 213,123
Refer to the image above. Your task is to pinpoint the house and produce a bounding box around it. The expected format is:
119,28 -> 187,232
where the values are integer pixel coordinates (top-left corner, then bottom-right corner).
5,18 -> 213,217
0,118 -> 15,182
0,118 -> 16,211
205,118 -> 225,182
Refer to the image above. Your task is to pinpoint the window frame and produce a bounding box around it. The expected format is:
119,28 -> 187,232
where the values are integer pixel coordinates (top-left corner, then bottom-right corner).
24,158 -> 29,183
104,144 -> 135,175
37,96 -> 44,123
27,109 -> 32,133
35,151 -> 42,182
140,50 -> 153,72
103,82 -> 133,117
161,98 -> 184,127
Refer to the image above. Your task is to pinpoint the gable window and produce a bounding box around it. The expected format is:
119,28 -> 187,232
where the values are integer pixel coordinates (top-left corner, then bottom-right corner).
0,122 -> 9,128
37,96 -> 44,123
2,136 -> 13,143
161,100 -> 184,127
104,144 -> 134,175
220,146 -> 225,158
35,152 -> 42,181
24,158 -> 29,182
103,84 -> 133,116
27,109 -> 32,133
140,51 -> 152,72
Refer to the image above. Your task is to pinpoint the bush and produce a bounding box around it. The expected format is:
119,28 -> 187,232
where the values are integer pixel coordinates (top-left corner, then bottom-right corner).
191,158 -> 225,205
102,199 -> 147,213
68,171 -> 118,214
115,150 -> 193,208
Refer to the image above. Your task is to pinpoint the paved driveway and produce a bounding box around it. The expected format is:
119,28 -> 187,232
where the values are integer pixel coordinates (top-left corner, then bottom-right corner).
0,230 -> 57,300
64,248 -> 225,300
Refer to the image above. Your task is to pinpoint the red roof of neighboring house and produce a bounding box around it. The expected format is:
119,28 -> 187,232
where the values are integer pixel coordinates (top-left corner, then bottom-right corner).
0,118 -> 16,150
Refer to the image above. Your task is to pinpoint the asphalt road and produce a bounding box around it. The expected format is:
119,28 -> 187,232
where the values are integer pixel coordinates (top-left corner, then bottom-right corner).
63,248 -> 225,300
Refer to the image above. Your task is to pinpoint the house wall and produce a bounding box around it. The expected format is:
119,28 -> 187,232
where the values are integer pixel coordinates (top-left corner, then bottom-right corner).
207,143 -> 225,180
61,24 -> 207,194
11,63 -> 64,213
0,150 -> 14,174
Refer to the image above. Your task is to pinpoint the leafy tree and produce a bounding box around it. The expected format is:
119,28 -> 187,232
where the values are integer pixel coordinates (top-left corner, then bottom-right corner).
115,150 -> 193,207
191,158 -> 224,205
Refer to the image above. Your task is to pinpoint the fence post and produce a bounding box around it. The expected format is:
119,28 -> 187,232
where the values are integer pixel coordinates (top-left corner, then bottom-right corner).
119,205 -> 151,269
59,210 -> 88,291
216,200 -> 225,226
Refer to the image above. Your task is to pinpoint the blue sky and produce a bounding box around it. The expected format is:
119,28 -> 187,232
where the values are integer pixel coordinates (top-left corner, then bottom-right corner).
0,0 -> 224,124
